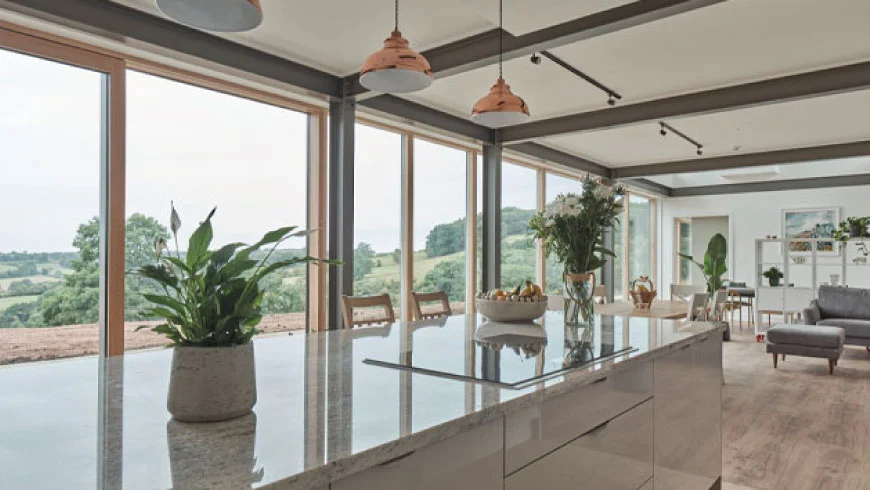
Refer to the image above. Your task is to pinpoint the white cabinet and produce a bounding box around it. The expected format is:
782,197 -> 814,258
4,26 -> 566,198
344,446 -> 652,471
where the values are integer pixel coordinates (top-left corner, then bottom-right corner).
638,478 -> 654,490
654,334 -> 722,490
505,399 -> 653,490
505,360 -> 653,474
331,419 -> 502,490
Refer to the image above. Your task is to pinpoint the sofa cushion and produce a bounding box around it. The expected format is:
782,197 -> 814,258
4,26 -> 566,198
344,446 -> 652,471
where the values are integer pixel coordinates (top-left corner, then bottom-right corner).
817,286 -> 870,321
767,325 -> 845,349
817,318 -> 870,339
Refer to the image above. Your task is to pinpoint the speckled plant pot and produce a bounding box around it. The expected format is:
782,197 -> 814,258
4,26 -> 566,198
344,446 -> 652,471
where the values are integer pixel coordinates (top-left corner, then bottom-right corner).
168,342 -> 257,423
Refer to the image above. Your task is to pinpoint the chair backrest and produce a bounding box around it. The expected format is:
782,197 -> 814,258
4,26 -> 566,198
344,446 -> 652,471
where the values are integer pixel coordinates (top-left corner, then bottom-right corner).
410,290 -> 452,320
671,284 -> 707,302
340,294 -> 395,329
592,285 -> 608,304
686,292 -> 710,321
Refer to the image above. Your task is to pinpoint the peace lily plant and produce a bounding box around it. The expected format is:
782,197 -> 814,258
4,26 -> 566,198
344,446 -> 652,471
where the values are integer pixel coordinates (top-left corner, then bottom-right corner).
529,177 -> 624,325
134,203 -> 334,422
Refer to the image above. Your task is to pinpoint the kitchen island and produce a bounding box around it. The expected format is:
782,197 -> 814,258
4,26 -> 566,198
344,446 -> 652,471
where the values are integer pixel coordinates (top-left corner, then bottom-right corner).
0,313 -> 722,489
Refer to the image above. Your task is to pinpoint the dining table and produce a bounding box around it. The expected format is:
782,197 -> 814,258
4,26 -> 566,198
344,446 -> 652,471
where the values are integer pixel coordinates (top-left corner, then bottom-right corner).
595,299 -> 690,320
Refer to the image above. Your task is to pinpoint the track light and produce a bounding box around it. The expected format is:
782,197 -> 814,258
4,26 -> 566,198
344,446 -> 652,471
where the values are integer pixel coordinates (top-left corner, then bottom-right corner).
659,121 -> 705,157
530,50 -> 621,108
530,53 -> 542,65
607,95 -> 616,106
697,148 -> 704,156
660,128 -> 667,136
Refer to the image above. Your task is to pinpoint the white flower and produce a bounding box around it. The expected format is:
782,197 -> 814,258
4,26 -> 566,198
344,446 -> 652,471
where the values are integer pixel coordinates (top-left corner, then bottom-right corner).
593,185 -> 613,199
563,196 -> 580,207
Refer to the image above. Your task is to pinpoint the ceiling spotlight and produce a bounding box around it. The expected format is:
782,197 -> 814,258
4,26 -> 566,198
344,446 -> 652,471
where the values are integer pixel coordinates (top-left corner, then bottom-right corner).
607,95 -> 616,106
530,53 -> 542,65
660,128 -> 667,136
697,148 -> 704,156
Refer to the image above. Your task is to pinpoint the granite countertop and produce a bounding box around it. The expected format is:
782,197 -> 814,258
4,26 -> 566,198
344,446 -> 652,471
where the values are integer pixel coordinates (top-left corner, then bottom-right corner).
0,312 -> 722,489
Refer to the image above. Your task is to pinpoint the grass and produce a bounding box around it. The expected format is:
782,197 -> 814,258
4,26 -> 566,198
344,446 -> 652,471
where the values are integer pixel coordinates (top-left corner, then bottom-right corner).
364,250 -> 466,281
0,275 -> 62,289
0,295 -> 39,311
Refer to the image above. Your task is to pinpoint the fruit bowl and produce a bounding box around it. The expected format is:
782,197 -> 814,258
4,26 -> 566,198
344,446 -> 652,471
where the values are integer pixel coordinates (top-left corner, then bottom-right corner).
475,297 -> 548,322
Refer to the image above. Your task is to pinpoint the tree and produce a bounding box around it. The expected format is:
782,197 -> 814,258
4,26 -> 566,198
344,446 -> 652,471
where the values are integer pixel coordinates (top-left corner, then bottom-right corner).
418,257 -> 465,302
353,242 -> 376,280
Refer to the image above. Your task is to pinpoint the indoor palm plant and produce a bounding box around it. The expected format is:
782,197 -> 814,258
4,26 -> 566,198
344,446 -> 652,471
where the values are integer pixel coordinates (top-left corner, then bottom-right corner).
529,178 -> 624,325
678,233 -> 728,298
134,204 -> 332,422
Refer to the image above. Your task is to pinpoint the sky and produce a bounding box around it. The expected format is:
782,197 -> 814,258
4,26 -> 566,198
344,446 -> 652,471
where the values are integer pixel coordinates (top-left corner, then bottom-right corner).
0,48 -> 582,255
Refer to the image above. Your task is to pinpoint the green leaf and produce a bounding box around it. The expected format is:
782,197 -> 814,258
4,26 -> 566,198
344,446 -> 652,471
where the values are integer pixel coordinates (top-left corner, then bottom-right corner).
142,294 -> 187,316
186,207 -> 216,269
170,201 -> 182,236
210,242 -> 245,267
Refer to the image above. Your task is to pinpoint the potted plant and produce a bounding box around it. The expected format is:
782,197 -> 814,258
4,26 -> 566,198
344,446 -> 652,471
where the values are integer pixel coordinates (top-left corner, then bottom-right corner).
678,233 -> 728,297
834,217 -> 870,257
762,266 -> 783,287
134,204 -> 332,422
529,177 -> 624,326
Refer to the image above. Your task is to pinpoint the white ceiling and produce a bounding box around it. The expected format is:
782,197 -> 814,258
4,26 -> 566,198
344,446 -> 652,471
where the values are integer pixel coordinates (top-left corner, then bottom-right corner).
541,89 -> 870,167
647,156 -> 870,188
109,0 -> 870,184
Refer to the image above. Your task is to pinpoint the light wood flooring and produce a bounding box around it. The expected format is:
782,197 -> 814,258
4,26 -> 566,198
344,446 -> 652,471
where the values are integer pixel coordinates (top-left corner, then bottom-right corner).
722,318 -> 870,490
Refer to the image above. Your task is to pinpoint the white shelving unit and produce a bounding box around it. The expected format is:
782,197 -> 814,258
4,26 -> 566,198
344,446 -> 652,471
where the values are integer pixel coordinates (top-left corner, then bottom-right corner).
754,237 -> 870,336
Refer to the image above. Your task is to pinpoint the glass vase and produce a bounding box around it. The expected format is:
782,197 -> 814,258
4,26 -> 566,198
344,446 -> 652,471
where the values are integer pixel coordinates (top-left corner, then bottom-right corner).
564,272 -> 595,326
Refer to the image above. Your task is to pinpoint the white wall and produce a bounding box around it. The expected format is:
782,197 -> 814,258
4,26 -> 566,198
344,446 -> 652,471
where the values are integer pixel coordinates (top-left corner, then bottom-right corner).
690,216 -> 729,285
659,184 -> 870,290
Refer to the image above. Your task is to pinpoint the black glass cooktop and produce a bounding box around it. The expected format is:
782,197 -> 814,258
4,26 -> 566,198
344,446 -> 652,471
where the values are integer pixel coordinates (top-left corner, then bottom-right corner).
363,312 -> 646,389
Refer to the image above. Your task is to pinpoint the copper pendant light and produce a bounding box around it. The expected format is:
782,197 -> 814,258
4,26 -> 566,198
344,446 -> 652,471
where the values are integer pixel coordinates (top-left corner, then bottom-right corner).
157,0 -> 263,32
360,0 -> 434,94
471,0 -> 530,127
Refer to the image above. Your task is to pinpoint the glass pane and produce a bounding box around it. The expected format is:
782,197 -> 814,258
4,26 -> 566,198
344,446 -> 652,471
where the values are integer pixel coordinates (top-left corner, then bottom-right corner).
613,197 -> 626,300
544,173 -> 581,294
413,139 -> 467,313
353,124 -> 402,306
126,70 -> 310,347
628,195 -> 653,283
501,162 -> 537,291
678,221 -> 692,283
0,47 -> 103,488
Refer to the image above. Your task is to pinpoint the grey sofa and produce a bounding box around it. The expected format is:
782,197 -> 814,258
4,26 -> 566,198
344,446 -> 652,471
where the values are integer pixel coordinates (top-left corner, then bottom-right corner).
804,285 -> 870,347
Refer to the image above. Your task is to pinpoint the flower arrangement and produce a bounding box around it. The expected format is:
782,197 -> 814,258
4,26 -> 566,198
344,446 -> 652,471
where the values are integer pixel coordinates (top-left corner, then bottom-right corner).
529,177 -> 624,275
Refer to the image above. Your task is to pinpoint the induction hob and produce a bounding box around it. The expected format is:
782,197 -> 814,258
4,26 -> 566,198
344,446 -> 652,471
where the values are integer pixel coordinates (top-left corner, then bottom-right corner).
363,313 -> 639,389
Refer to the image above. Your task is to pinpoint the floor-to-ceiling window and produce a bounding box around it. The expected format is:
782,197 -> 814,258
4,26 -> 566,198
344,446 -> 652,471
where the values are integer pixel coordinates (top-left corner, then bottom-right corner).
501,162 -> 538,291
544,172 -> 581,294
677,219 -> 692,284
126,70 -> 310,348
613,195 -> 626,300
0,47 -> 106,365
413,138 -> 468,312
628,194 -> 654,283
353,123 -> 402,305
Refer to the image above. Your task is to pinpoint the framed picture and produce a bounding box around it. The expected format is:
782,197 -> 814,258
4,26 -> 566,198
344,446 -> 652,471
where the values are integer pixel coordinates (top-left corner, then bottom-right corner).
782,207 -> 840,256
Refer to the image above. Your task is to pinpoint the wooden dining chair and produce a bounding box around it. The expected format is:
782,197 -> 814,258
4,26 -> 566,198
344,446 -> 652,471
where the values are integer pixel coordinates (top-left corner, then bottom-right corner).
671,284 -> 707,302
340,294 -> 395,329
410,290 -> 452,320
592,285 -> 608,304
686,292 -> 710,321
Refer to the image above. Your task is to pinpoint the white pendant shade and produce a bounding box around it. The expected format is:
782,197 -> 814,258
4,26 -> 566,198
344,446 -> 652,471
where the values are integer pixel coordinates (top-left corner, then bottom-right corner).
156,0 -> 263,32
360,68 -> 433,94
360,30 -> 434,94
471,110 -> 531,128
471,78 -> 531,128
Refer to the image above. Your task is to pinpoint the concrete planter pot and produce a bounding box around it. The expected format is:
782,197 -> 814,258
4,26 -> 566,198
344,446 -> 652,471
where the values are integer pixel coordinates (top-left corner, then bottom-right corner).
168,342 -> 257,422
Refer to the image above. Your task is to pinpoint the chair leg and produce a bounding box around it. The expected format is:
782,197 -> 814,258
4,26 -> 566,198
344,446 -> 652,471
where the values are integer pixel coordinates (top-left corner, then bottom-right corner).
773,353 -> 778,369
828,359 -> 835,375
781,354 -> 786,361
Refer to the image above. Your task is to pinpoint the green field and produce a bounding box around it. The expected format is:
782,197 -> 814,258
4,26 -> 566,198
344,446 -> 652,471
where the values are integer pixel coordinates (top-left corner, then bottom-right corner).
0,275 -> 62,289
0,295 -> 39,309
364,250 -> 466,281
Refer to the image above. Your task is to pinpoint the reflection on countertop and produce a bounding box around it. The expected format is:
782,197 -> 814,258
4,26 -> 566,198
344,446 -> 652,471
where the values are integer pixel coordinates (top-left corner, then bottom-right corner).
0,312 -> 721,489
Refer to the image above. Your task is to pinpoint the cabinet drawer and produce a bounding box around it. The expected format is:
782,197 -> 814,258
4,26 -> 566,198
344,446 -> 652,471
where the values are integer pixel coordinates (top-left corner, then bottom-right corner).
506,398 -> 653,490
505,359 -> 652,474
332,419 -> 503,490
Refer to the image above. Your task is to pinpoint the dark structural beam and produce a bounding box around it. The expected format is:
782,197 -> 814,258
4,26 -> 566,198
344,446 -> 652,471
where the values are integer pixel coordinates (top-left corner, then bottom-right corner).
612,140 -> 870,179
481,143 -> 502,292
620,178 -> 673,196
327,98 -> 355,330
501,61 -> 870,142
671,173 -> 870,197
346,0 -> 725,96
358,95 -> 495,142
505,142 -> 610,178
0,0 -> 343,98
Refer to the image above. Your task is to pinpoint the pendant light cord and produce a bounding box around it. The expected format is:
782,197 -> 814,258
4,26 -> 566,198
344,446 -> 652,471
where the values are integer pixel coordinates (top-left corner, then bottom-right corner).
498,0 -> 503,79
395,0 -> 399,31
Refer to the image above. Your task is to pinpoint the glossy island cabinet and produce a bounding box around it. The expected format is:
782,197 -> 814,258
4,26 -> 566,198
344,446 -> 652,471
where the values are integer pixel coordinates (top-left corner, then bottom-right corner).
0,313 -> 722,489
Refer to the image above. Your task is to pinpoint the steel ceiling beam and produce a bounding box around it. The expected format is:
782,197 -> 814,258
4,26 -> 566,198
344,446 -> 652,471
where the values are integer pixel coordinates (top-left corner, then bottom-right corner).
358,95 -> 495,142
504,142 -> 610,178
611,140 -> 870,179
619,178 -> 673,196
501,61 -> 870,142
671,173 -> 870,197
346,0 -> 726,97
0,0 -> 343,98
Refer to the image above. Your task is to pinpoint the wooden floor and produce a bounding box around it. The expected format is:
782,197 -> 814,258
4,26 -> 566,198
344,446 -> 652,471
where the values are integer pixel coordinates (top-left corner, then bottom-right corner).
722,318 -> 870,490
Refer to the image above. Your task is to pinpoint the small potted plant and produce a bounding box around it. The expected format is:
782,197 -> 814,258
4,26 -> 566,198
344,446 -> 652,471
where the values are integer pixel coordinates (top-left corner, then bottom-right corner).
134,204 -> 334,422
762,266 -> 783,287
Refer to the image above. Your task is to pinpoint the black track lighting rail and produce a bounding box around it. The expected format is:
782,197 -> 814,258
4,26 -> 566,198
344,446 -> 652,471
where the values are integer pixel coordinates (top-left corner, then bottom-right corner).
659,122 -> 704,156
534,51 -> 623,106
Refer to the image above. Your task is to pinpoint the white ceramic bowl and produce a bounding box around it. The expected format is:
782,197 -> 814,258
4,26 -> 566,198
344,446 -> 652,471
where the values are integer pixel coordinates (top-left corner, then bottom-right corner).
476,297 -> 548,322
